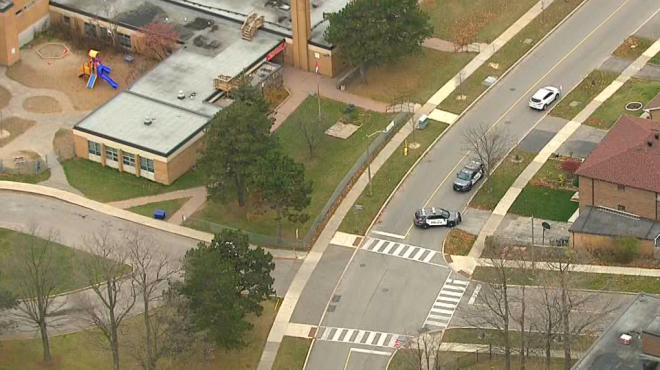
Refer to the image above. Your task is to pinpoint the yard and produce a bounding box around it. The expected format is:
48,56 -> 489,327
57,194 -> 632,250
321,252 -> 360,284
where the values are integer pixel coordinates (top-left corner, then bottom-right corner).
0,228 -> 128,298
338,120 -> 448,235
509,185 -> 578,222
0,169 -> 50,184
586,79 -> 660,129
550,70 -> 619,120
345,48 -> 475,103
187,97 -> 393,244
439,0 -> 587,114
272,337 -> 312,370
0,299 -> 278,370
389,349 -> 571,370
62,158 -> 205,203
444,229 -> 477,256
128,198 -> 190,221
612,36 -> 654,61
472,266 -> 660,294
469,149 -> 535,210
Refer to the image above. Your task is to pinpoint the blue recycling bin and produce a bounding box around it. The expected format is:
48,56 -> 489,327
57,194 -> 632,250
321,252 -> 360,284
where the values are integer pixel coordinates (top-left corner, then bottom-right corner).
154,209 -> 166,220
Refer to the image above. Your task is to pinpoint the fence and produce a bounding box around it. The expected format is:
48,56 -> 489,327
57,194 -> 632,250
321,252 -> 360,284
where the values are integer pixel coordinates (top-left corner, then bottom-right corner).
0,157 -> 49,178
452,345 -> 492,369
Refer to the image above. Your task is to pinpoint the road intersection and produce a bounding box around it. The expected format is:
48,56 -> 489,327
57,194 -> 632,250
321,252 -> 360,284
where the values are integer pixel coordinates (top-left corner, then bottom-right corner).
296,0 -> 660,369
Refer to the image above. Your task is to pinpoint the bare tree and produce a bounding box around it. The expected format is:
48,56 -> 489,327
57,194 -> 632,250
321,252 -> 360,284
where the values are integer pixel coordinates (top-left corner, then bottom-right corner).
137,21 -> 179,61
510,253 -> 534,370
125,230 -> 177,370
531,270 -> 562,370
77,228 -> 137,370
299,115 -> 323,158
462,123 -> 512,181
11,224 -> 67,363
398,332 -> 443,370
465,237 -> 514,370
100,0 -> 123,49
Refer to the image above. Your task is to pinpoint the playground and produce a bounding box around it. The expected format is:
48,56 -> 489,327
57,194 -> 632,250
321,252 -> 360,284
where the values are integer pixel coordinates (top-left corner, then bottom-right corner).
5,39 -> 156,111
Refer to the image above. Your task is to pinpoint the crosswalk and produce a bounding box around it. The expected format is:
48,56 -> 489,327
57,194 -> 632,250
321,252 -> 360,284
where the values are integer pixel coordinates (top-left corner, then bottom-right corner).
316,326 -> 411,348
423,276 -> 470,330
362,237 -> 441,266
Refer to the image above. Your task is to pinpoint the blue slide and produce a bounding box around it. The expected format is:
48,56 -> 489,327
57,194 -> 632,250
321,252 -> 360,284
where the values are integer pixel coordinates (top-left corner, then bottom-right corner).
86,72 -> 97,89
97,63 -> 118,89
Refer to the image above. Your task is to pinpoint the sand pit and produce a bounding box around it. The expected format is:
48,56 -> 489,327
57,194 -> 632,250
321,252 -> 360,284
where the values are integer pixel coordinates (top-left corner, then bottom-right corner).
23,96 -> 63,114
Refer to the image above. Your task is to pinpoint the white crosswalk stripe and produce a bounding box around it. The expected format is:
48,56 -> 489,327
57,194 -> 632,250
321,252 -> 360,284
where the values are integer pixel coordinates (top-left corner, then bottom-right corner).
316,327 -> 412,348
423,275 -> 470,330
361,237 -> 443,266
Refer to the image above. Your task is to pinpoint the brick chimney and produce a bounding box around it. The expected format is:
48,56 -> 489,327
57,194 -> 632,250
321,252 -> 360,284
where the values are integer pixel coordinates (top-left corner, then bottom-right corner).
290,0 -> 311,71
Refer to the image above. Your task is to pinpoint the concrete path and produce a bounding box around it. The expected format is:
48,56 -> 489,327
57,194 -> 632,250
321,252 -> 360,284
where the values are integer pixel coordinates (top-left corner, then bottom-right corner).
458,39 -> 660,275
422,38 -> 489,53
272,66 -> 389,131
438,342 -> 583,359
454,255 -> 660,277
107,186 -> 207,226
0,66 -> 87,195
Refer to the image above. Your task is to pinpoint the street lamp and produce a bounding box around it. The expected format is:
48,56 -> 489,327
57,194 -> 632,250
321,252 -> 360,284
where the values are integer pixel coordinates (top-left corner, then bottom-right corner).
366,130 -> 387,196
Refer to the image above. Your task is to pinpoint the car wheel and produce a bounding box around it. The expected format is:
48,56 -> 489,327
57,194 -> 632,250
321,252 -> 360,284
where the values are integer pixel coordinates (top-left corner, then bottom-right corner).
467,183 -> 473,191
543,104 -> 548,111
422,223 -> 428,229
448,221 -> 455,228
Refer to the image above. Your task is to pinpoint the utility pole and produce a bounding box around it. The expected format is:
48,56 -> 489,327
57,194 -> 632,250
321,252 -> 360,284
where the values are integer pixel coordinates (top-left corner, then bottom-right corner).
531,215 -> 535,269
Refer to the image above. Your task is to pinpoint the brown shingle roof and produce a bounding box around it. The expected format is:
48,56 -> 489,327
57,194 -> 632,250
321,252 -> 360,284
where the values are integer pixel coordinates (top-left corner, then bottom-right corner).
576,115 -> 660,193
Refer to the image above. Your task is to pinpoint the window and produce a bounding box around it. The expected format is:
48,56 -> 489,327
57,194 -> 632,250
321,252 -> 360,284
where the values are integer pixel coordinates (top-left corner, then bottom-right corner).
84,22 -> 97,38
140,157 -> 154,173
99,27 -> 109,39
118,33 -> 132,50
618,184 -> 626,191
106,147 -> 118,162
63,16 -> 71,25
123,152 -> 135,167
618,205 -> 626,211
87,141 -> 101,156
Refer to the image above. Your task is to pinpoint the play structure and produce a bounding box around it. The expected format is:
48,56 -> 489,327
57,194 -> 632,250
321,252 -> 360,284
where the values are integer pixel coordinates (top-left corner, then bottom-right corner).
78,49 -> 118,90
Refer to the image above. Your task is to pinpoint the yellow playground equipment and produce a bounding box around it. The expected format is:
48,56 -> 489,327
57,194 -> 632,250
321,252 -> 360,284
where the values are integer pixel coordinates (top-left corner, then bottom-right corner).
78,49 -> 118,90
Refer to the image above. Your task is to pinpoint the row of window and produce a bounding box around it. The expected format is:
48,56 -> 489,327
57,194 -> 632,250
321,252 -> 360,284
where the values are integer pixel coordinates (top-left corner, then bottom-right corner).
62,17 -> 132,50
88,141 -> 154,174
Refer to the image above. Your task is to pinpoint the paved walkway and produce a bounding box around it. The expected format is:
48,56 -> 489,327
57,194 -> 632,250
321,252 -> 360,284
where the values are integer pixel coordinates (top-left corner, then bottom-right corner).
439,342 -> 583,359
422,38 -> 489,53
453,255 -> 660,277
453,38 -> 660,276
107,186 -> 207,226
258,0 -> 570,369
0,66 -> 87,195
272,66 -> 389,131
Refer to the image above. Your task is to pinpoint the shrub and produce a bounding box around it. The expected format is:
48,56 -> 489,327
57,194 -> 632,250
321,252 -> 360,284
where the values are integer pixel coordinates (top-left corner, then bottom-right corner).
561,160 -> 581,173
613,237 -> 638,264
572,176 -> 579,187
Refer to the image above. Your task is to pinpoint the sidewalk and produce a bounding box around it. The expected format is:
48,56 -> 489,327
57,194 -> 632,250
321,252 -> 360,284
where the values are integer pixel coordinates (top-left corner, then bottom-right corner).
439,342 -> 583,359
452,255 -> 660,278
459,38 -> 660,275
107,186 -> 207,226
258,0 -> 571,369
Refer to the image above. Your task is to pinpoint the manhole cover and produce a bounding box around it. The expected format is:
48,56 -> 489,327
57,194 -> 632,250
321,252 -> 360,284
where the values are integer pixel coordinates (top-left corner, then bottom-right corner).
382,288 -> 389,293
504,120 -> 512,125
327,305 -> 336,312
331,295 -> 342,303
569,101 -> 581,108
482,76 -> 497,87
523,38 -> 533,45
509,87 -> 516,91
360,263 -> 366,267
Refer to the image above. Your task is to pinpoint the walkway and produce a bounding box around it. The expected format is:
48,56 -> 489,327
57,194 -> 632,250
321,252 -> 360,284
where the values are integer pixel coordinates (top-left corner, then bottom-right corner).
0,66 -> 88,195
455,38 -> 660,275
107,186 -> 207,226
272,66 -> 389,131
422,38 -> 489,53
438,342 -> 583,359
258,0 -> 569,368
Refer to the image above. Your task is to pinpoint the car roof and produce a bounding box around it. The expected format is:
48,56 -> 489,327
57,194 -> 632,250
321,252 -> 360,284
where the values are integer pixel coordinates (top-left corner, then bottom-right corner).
532,86 -> 558,99
419,207 -> 448,215
465,160 -> 482,170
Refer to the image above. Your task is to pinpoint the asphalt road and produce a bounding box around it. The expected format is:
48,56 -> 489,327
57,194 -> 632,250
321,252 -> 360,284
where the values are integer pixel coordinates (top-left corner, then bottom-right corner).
0,191 -> 300,338
299,0 -> 660,369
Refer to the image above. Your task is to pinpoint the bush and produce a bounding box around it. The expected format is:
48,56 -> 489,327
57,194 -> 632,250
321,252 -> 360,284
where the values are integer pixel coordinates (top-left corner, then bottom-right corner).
572,176 -> 579,187
613,237 -> 638,264
561,160 -> 581,173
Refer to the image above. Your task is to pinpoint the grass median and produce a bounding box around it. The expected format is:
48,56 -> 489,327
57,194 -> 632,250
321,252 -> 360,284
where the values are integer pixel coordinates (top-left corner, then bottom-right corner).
469,149 -> 535,210
612,36 -> 654,61
585,78 -> 660,129
272,336 -> 312,370
509,184 -> 578,222
0,169 -> 50,184
439,0 -> 586,114
445,229 -> 477,256
550,70 -> 619,121
389,349 -> 571,370
473,266 -> 660,294
338,120 -> 448,235
443,328 -> 596,352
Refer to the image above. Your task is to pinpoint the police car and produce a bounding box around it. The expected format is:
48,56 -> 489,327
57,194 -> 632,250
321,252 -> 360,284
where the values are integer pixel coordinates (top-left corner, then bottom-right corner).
453,160 -> 484,192
413,207 -> 462,229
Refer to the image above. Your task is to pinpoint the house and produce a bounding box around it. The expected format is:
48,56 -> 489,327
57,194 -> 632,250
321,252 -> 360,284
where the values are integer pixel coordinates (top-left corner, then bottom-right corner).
571,293 -> 660,370
570,115 -> 660,257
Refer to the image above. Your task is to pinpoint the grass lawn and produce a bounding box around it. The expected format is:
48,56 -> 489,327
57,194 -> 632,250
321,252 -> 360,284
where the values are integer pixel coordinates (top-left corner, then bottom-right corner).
127,198 -> 190,221
469,149 -> 535,210
472,266 -> 660,294
423,0 -> 539,43
439,0 -> 586,114
650,50 -> 660,65
272,336 -> 312,370
443,328 -> 596,352
586,79 -> 660,129
346,48 -> 474,103
0,117 -> 36,148
0,299 -> 278,370
62,158 -> 205,203
612,36 -> 654,60
188,97 -> 392,244
509,185 -> 578,222
444,229 -> 477,256
532,158 -> 576,185
338,121 -> 448,235
550,70 -> 619,120
389,349 -> 571,370
0,228 -> 129,298
0,169 -> 50,184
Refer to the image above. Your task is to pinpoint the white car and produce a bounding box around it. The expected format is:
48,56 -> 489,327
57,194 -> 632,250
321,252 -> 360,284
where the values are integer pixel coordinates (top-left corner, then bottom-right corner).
529,86 -> 560,110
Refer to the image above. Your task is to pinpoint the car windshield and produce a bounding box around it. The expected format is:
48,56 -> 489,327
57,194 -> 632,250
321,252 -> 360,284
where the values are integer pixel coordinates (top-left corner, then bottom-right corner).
415,210 -> 424,219
440,209 -> 450,218
531,98 -> 541,103
458,171 -> 471,180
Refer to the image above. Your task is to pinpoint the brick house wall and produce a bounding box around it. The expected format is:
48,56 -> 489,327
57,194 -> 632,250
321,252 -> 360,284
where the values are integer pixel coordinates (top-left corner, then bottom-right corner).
579,176 -> 659,220
0,0 -> 50,66
162,133 -> 204,185
571,232 -> 654,258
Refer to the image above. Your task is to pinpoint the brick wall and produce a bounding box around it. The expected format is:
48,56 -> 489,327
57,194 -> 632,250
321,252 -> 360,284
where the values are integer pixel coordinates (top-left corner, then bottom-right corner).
571,232 -> 654,258
73,133 -> 88,158
166,136 -> 204,185
579,176 -> 658,220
